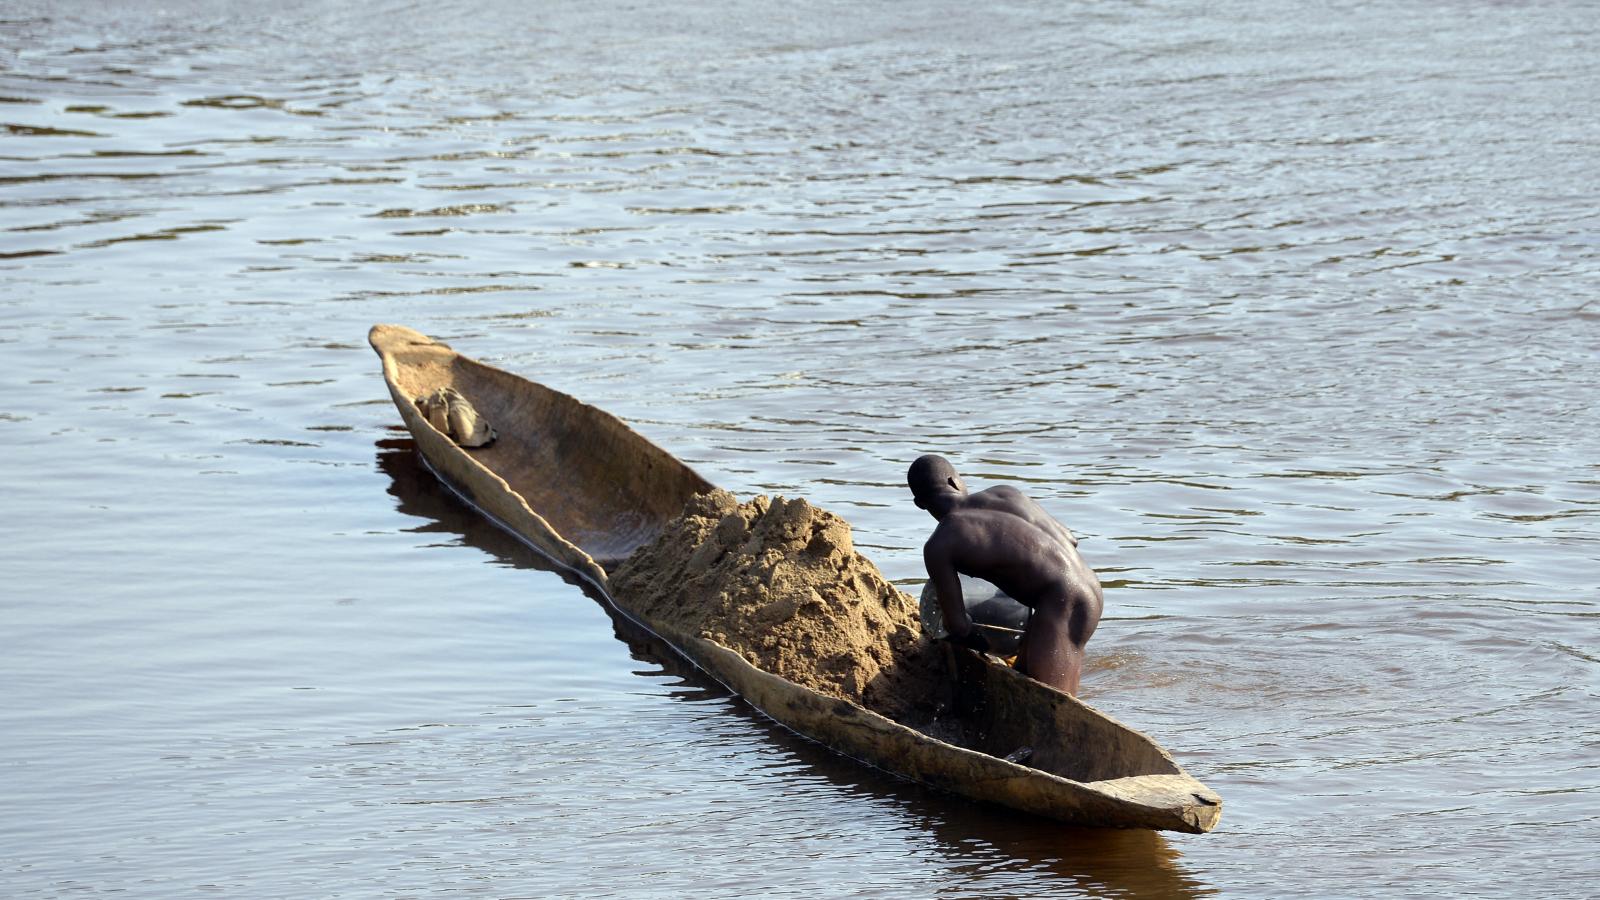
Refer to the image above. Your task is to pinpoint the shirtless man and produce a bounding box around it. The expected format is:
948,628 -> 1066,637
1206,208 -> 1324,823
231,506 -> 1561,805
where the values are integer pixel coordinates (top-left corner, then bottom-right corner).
908,454 -> 1103,695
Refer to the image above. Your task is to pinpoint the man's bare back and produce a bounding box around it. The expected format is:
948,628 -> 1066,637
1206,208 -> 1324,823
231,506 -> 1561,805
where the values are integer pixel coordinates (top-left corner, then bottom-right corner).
909,455 -> 1102,695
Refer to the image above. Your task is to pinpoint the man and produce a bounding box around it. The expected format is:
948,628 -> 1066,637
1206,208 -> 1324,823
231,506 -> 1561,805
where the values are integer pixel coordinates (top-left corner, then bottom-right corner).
909,454 -> 1103,696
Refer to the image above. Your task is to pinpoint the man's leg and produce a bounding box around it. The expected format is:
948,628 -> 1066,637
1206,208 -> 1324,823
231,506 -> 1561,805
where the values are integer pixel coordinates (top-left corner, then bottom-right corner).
1018,597 -> 1083,695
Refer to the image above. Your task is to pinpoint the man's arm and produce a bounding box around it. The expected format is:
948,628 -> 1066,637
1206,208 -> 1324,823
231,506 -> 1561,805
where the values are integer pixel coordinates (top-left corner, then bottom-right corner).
924,532 -> 978,645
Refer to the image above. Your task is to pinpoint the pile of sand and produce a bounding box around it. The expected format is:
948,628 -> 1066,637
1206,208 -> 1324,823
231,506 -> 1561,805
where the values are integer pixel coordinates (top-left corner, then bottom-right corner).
610,489 -> 947,724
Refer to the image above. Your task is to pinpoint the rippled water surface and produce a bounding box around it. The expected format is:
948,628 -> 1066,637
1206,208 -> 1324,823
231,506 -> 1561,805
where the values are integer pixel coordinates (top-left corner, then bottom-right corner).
3,1 -> 1598,896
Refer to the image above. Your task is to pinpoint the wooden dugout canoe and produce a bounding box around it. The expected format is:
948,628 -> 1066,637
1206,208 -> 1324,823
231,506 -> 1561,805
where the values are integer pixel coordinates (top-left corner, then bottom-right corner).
370,323 -> 1223,833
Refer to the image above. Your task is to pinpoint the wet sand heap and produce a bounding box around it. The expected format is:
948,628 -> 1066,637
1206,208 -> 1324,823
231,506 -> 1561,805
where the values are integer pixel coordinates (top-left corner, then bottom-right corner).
612,489 -> 946,724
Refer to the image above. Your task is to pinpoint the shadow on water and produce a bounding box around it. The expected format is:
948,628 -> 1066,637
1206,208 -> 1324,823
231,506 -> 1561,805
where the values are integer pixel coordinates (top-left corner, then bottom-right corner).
377,438 -> 1215,898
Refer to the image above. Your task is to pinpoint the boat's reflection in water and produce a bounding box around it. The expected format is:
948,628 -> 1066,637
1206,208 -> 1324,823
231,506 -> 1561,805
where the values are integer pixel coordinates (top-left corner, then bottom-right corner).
378,439 -> 1214,897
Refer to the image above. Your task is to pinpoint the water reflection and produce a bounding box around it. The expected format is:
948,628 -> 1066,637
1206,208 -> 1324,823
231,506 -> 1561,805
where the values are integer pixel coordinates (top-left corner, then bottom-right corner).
377,438 -> 1215,897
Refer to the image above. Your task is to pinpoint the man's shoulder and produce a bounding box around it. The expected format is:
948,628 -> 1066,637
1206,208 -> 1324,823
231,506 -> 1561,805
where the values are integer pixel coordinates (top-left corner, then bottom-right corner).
928,507 -> 994,537
935,504 -> 1033,539
954,489 -> 1077,545
969,484 -> 1037,512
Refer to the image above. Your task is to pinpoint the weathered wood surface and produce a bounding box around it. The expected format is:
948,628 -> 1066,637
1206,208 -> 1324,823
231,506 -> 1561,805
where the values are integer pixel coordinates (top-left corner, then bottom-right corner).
370,323 -> 710,580
370,323 -> 1223,832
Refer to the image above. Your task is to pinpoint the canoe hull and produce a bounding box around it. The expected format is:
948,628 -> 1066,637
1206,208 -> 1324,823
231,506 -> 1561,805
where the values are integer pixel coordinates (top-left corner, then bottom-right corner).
370,323 -> 1222,833
674,633 -> 1220,832
371,323 -> 712,582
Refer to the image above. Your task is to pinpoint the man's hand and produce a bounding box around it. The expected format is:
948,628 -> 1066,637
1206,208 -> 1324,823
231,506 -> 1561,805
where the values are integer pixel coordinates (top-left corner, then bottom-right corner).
946,628 -> 992,653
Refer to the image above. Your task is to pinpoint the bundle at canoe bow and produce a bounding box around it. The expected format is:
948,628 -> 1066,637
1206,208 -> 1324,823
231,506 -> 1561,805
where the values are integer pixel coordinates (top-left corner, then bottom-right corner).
370,324 -> 1222,832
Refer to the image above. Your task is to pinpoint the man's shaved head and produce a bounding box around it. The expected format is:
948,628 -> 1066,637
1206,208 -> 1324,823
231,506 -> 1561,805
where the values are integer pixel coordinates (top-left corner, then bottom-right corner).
908,454 -> 964,508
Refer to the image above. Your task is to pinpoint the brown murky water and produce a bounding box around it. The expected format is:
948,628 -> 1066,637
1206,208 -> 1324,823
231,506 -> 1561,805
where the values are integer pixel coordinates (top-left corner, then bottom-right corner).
3,1 -> 1597,896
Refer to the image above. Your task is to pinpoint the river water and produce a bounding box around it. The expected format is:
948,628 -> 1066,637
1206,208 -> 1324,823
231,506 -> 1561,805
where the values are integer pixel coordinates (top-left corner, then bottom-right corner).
2,1 -> 1597,896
